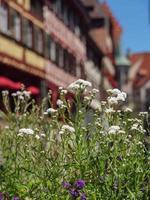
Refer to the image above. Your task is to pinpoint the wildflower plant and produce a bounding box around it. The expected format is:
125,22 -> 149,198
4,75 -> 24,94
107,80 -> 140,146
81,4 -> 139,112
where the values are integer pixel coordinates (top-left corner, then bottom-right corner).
0,79 -> 149,199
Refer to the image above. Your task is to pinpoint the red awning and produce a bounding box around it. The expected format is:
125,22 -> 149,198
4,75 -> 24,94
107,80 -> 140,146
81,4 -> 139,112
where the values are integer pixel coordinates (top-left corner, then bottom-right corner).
0,76 -> 21,90
27,86 -> 40,95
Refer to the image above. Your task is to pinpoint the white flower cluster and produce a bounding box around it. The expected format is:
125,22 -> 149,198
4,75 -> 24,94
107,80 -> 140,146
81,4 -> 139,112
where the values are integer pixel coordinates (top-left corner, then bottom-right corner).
108,125 -> 120,134
68,79 -> 92,92
61,125 -> 75,133
107,88 -> 127,105
59,87 -> 68,95
2,90 -> 9,96
44,108 -> 57,115
18,128 -> 34,136
56,99 -> 66,109
131,123 -> 145,132
124,107 -> 133,113
139,112 -> 148,117
12,91 -> 31,100
105,107 -> 115,114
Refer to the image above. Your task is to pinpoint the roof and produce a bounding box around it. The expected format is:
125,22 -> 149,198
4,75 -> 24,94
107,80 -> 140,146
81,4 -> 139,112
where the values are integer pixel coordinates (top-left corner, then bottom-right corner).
129,52 -> 150,88
101,2 -> 122,44
80,0 -> 97,7
89,28 -> 112,54
81,0 -> 105,19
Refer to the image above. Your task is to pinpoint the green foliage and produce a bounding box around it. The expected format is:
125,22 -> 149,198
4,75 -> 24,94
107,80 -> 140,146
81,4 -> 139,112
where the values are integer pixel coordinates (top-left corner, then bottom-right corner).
0,83 -> 149,199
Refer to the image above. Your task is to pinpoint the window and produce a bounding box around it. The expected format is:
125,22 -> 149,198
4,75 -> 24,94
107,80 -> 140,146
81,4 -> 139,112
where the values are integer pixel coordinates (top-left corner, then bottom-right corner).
74,16 -> 80,37
63,5 -> 69,26
22,19 -> 33,48
0,3 -> 8,34
64,49 -> 69,72
30,0 -> 43,19
69,54 -> 76,75
69,11 -> 75,31
59,46 -> 64,68
44,33 -> 51,59
56,42 -> 60,66
34,27 -> 43,54
9,9 -> 21,41
50,40 -> 56,62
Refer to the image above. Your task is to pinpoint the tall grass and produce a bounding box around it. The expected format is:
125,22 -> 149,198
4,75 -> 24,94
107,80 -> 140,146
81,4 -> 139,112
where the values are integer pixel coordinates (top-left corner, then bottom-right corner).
0,80 -> 149,199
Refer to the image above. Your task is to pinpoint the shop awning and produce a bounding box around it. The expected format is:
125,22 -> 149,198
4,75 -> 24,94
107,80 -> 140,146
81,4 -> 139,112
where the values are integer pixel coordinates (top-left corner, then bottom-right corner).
27,86 -> 40,95
0,76 -> 21,90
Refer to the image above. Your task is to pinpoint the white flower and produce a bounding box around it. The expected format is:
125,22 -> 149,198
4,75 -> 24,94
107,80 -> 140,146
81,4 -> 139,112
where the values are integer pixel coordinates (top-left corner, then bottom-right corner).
61,125 -> 75,133
108,126 -> 120,134
35,135 -> 40,140
92,88 -> 99,94
40,133 -> 46,137
68,79 -> 92,91
124,107 -> 133,112
57,99 -> 64,106
18,95 -> 24,100
16,91 -> 22,96
116,93 -> 126,101
107,88 -> 127,104
18,128 -> 34,136
139,112 -> 148,117
23,91 -> 31,98
107,97 -> 118,105
46,108 -> 57,114
105,108 -> 115,114
11,93 -> 17,97
112,88 -> 121,96
2,90 -> 9,96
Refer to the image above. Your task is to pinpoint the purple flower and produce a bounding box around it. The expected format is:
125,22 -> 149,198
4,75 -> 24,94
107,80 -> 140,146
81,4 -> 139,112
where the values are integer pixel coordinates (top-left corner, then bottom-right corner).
0,193 -> 3,200
69,189 -> 80,198
12,197 -> 20,200
62,182 -> 71,189
80,193 -> 86,200
74,180 -> 85,189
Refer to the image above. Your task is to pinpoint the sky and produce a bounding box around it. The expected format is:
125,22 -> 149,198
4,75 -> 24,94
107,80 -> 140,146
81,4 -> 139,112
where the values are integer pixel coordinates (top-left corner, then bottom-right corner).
103,0 -> 150,53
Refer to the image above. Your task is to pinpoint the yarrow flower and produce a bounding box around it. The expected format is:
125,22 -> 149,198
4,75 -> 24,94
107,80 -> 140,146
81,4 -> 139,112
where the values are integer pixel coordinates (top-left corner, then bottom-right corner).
108,126 -> 120,134
61,125 -> 75,133
107,88 -> 127,105
46,108 -> 57,114
124,107 -> 133,113
57,99 -> 64,106
18,128 -> 34,136
68,79 -> 92,92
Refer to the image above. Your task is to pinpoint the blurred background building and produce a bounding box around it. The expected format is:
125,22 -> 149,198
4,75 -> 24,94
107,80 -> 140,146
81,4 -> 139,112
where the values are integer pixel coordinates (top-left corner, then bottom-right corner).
0,0 -> 148,111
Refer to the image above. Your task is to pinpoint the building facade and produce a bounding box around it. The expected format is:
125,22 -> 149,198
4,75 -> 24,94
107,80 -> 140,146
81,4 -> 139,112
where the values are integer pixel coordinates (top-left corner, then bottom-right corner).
0,0 -> 119,108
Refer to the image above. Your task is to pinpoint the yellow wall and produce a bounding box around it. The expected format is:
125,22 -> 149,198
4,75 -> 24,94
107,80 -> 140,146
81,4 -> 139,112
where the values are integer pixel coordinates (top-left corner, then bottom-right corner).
24,0 -> 31,11
0,36 -> 23,60
13,0 -> 31,10
25,50 -> 45,70
0,35 -> 45,71
16,0 -> 24,5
